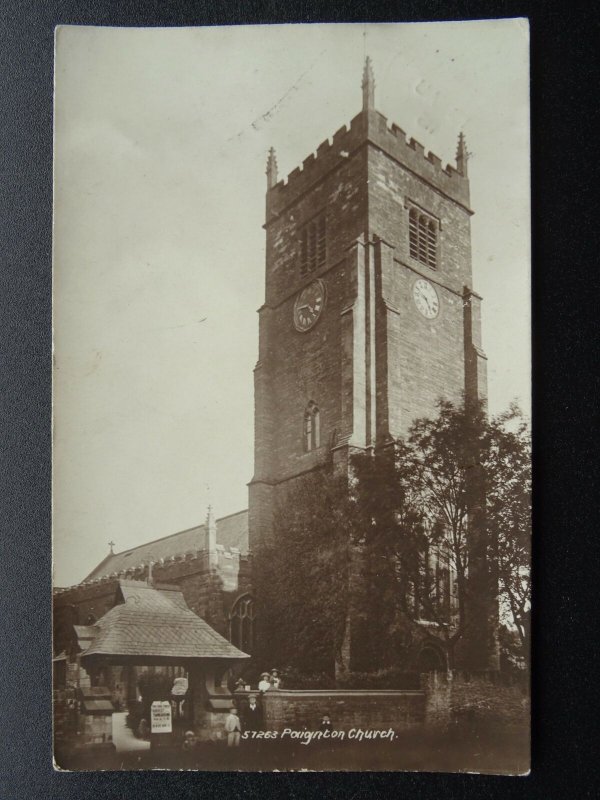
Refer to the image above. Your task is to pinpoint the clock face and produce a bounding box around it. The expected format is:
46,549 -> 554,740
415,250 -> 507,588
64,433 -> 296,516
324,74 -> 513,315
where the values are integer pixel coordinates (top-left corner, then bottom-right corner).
294,279 -> 326,332
412,278 -> 440,319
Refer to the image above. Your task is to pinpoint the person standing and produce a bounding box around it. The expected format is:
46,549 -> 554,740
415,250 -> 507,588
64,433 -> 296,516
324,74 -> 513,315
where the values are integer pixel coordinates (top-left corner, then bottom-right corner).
137,718 -> 150,740
224,706 -> 242,747
258,672 -> 271,692
270,669 -> 283,689
242,694 -> 263,733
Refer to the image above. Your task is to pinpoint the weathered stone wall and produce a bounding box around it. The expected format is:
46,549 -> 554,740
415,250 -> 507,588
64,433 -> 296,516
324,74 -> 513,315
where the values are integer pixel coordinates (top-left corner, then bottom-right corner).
421,671 -> 529,728
54,582 -> 117,634
369,144 -> 476,441
255,689 -> 425,732
369,146 -> 473,292
241,675 -> 526,735
250,104 -> 480,554
267,110 -> 469,222
259,154 -> 367,486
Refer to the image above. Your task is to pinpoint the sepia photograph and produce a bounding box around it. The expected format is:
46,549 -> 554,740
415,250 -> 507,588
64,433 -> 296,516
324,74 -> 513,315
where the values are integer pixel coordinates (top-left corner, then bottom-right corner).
52,20 -> 531,773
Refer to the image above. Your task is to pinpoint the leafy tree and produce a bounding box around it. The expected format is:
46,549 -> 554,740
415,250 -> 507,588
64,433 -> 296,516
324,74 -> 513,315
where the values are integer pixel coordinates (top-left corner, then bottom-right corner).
401,399 -> 531,669
401,399 -> 488,667
348,444 -> 426,671
253,469 -> 354,676
485,403 -> 531,664
254,400 -> 531,677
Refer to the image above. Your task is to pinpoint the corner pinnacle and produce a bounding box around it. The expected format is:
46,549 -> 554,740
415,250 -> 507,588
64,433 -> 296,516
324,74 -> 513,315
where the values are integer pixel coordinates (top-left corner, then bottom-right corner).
456,131 -> 468,177
266,146 -> 278,189
362,56 -> 375,111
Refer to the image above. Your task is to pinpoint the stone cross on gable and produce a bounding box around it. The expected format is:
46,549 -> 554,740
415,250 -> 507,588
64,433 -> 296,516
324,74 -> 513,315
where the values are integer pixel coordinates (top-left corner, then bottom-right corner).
108,540 -> 115,554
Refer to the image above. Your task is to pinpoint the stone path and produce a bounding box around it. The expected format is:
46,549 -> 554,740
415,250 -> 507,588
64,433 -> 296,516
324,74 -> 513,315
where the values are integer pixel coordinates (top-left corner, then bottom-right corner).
111,712 -> 151,753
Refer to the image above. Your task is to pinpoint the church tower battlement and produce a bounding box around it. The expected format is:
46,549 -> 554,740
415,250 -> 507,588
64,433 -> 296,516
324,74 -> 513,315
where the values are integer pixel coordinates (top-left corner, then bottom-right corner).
267,113 -> 470,220
250,59 -> 487,580
266,63 -> 470,229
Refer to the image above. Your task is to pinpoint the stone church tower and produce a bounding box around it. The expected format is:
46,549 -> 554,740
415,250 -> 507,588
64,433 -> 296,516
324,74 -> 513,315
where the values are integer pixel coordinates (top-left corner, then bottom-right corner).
249,59 -> 496,670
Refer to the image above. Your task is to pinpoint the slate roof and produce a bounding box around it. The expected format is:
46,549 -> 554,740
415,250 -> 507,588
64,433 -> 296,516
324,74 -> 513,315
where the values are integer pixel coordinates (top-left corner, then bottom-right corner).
73,625 -> 96,652
83,509 -> 248,582
52,651 -> 67,662
80,580 -> 249,662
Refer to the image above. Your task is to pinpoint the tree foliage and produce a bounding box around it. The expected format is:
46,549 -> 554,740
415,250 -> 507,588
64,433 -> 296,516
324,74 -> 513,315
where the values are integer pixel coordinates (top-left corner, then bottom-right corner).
348,444 -> 426,670
255,400 -> 531,677
401,399 -> 531,666
254,469 -> 354,676
485,403 -> 531,659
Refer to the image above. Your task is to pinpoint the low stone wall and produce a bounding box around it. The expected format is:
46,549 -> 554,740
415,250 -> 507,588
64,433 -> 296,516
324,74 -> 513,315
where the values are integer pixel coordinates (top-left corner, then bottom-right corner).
236,673 -> 527,734
422,671 -> 529,728
253,689 -> 426,732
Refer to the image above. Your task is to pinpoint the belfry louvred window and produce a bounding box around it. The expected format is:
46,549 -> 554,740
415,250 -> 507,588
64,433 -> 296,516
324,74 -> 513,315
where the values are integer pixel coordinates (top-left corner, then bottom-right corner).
300,213 -> 327,276
303,402 -> 321,452
409,207 -> 438,269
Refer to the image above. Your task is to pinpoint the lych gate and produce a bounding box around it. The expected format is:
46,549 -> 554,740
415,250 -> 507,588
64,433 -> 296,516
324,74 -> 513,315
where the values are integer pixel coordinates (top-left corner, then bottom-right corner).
75,579 -> 249,742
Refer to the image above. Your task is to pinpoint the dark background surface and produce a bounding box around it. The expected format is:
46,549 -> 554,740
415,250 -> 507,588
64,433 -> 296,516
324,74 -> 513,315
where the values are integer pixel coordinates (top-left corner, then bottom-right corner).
1,1 -> 598,797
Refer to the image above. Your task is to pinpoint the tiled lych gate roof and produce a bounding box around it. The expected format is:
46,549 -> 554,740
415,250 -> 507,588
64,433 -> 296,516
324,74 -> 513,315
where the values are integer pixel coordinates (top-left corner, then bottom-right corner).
83,509 -> 248,582
80,580 -> 249,662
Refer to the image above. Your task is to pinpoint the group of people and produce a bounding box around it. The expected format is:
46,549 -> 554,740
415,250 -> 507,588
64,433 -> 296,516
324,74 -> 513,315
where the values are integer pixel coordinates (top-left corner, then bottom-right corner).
225,669 -> 284,747
180,695 -> 264,751
183,688 -> 335,751
258,668 -> 283,691
184,668 -> 337,750
234,667 -> 283,694
179,670 -> 283,751
224,692 -> 263,747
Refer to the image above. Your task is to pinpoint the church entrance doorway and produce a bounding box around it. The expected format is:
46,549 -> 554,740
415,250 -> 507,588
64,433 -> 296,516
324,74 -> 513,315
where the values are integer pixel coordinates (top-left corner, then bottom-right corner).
417,645 -> 445,672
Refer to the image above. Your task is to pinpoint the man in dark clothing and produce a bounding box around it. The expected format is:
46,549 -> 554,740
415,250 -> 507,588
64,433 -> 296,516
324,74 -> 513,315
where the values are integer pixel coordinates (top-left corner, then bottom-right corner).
242,693 -> 264,733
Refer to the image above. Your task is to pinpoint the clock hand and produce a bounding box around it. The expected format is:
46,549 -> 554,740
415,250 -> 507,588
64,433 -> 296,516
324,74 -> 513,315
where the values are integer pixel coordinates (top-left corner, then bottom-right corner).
418,290 -> 432,309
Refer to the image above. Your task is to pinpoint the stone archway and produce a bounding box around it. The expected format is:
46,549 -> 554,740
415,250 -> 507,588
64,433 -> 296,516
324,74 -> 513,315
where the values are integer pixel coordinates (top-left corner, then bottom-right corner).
417,644 -> 445,672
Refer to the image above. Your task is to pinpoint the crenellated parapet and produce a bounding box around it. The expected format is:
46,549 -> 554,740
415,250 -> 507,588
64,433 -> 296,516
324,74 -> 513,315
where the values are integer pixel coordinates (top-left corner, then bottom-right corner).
266,112 -> 367,220
365,110 -> 472,210
53,545 -> 253,609
266,107 -> 471,222
53,576 -> 120,605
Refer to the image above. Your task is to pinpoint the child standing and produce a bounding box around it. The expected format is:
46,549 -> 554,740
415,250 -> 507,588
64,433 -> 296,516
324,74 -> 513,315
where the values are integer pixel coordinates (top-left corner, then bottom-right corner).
224,706 -> 242,747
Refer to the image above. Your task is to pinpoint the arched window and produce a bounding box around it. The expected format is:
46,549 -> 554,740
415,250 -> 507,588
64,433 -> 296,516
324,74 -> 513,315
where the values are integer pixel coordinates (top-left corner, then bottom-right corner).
409,207 -> 438,269
229,594 -> 255,654
417,644 -> 445,672
303,402 -> 320,452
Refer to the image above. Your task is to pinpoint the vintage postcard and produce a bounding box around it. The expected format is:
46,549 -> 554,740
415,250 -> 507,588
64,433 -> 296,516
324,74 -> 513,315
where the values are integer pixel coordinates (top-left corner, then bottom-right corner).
52,20 -> 531,773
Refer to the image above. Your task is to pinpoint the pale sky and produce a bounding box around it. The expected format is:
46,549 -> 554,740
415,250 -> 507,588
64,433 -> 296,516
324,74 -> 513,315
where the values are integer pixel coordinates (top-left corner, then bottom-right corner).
53,20 -> 530,587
